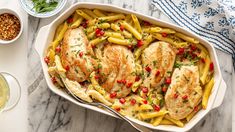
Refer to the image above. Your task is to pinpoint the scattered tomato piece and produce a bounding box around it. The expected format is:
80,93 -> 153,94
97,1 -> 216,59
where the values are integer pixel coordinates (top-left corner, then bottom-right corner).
130,99 -> 136,105
201,58 -> 205,63
153,105 -> 161,112
177,48 -> 184,55
44,56 -> 50,64
120,25 -> 124,31
127,45 -> 132,50
82,20 -> 88,28
165,77 -> 171,84
191,44 -> 197,51
65,65 -> 70,71
143,100 -> 148,104
182,95 -> 188,100
121,79 -> 127,85
145,66 -> 151,72
119,98 -> 126,104
209,62 -> 214,71
67,17 -> 73,23
173,93 -> 178,99
155,70 -> 160,76
143,21 -> 151,26
161,32 -> 168,37
137,40 -> 144,47
162,87 -> 167,92
142,87 -> 148,93
55,46 -> 61,53
135,76 -> 141,82
95,28 -> 105,37
110,92 -> 117,98
79,52 -> 83,57
95,75 -> 99,79
194,106 -> 199,112
51,77 -> 57,84
115,107 -> 121,111
126,82 -> 133,88
117,80 -> 122,83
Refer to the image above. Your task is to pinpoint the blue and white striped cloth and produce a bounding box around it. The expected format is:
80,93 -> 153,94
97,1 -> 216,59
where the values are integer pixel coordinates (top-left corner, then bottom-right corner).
151,0 -> 235,66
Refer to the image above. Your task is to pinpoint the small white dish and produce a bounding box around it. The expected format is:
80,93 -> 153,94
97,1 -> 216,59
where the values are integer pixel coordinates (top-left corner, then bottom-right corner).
0,8 -> 23,44
19,0 -> 67,18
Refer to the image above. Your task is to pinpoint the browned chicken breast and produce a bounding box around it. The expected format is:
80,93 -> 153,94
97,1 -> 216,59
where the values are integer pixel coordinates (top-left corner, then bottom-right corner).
61,28 -> 97,82
98,44 -> 136,98
165,65 -> 202,120
141,41 -> 176,88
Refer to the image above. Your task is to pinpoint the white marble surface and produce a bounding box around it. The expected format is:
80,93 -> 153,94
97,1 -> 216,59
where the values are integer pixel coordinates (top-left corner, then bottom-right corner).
28,0 -> 233,132
0,0 -> 28,132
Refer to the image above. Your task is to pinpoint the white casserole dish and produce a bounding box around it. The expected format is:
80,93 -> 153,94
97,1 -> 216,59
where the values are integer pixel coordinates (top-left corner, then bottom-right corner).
34,2 -> 227,132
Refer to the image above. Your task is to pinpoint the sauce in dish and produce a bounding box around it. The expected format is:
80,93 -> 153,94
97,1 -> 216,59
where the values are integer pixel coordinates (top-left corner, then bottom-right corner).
45,8 -> 214,127
0,74 -> 9,110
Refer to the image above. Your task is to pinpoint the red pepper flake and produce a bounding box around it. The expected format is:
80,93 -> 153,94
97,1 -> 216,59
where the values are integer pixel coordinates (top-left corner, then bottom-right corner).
127,45 -> 132,50
209,62 -> 214,71
165,77 -> 171,84
67,17 -> 73,23
153,105 -> 161,112
65,65 -> 70,71
115,107 -> 121,111
143,100 -> 148,104
182,95 -> 188,100
194,106 -> 199,112
44,56 -> 50,64
95,75 -> 99,79
145,66 -> 151,72
51,77 -> 57,84
120,25 -> 124,31
143,21 -> 151,26
201,58 -> 205,63
161,32 -> 168,37
191,53 -> 197,59
137,40 -> 144,48
79,52 -> 83,57
155,70 -> 160,76
126,82 -> 133,88
191,44 -> 197,51
55,46 -> 61,53
162,87 -> 167,92
173,93 -> 178,99
135,76 -> 141,82
110,92 -> 117,98
95,28 -> 105,37
177,48 -> 184,55
121,79 -> 127,85
119,98 -> 126,104
130,99 -> 136,105
142,87 -> 148,93
117,80 -> 122,83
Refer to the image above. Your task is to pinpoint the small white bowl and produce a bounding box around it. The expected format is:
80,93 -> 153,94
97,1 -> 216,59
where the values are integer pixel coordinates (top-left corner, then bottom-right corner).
19,0 -> 67,18
0,8 -> 23,45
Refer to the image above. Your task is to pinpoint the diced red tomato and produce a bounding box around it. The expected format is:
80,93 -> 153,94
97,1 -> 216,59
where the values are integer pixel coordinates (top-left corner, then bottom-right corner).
209,62 -> 214,71
173,93 -> 178,99
145,66 -> 151,72
182,95 -> 188,100
81,20 -> 89,28
110,92 -> 117,98
162,87 -> 167,92
120,25 -> 124,31
161,32 -> 168,37
119,98 -> 126,104
191,44 -> 197,51
130,99 -> 136,105
165,77 -> 171,84
67,17 -> 73,23
79,52 -> 83,57
137,40 -> 144,48
127,45 -> 132,50
126,82 -> 133,88
95,75 -> 99,79
117,80 -> 122,83
115,107 -> 121,111
142,87 -> 148,93
95,28 -> 105,37
55,46 -> 61,53
121,79 -> 127,85
177,48 -> 184,55
44,56 -> 50,64
194,106 -> 199,112
153,105 -> 161,112
155,70 -> 160,76
201,58 -> 205,63
51,77 -> 57,84
135,76 -> 141,82
143,100 -> 148,104
65,65 -> 70,71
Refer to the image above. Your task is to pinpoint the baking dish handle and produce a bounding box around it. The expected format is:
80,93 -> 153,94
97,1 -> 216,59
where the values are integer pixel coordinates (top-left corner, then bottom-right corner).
212,79 -> 227,109
34,25 -> 49,56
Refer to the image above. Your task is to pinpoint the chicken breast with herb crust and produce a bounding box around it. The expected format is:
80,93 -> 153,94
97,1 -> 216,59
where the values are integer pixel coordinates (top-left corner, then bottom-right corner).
165,65 -> 202,120
141,41 -> 176,88
61,28 -> 97,82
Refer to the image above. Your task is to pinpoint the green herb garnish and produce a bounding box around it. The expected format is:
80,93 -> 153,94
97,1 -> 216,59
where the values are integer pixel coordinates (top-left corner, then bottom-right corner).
32,0 -> 58,13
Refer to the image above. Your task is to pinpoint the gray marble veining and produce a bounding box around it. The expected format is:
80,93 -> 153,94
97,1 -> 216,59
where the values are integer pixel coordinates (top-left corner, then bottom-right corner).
28,0 -> 233,132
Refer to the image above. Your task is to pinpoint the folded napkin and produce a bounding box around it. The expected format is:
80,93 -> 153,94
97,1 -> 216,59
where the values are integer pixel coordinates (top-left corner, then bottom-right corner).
151,0 -> 235,66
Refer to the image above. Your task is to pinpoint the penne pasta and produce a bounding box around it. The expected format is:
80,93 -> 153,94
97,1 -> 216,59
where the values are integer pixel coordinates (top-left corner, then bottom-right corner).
152,115 -> 164,126
143,27 -> 161,33
131,14 -> 142,33
202,78 -> 215,109
107,37 -> 131,46
134,104 -> 153,111
99,14 -> 125,22
93,9 -> 107,17
121,21 -> 142,40
134,35 -> 154,60
164,115 -> 184,127
52,22 -> 68,50
76,10 -> 93,20
122,30 -> 133,39
86,23 -> 110,33
90,72 -> 106,95
159,119 -> 174,125
54,55 -> 66,74
83,9 -> 98,18
175,32 -> 199,44
70,17 -> 84,28
200,55 -> 210,85
139,110 -> 168,120
186,104 -> 202,122
104,31 -> 124,39
90,37 -> 107,47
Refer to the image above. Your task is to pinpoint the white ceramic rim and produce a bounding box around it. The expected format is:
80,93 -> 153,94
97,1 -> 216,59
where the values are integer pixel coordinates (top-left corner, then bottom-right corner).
18,0 -> 67,18
0,8 -> 23,45
34,2 -> 226,132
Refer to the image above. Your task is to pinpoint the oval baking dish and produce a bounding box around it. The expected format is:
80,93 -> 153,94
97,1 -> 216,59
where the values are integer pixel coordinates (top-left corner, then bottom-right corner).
34,2 -> 227,132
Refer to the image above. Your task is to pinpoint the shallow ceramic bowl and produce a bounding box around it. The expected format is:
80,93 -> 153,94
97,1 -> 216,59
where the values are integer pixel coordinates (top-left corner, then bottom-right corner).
19,0 -> 67,18
34,2 -> 227,132
0,8 -> 23,44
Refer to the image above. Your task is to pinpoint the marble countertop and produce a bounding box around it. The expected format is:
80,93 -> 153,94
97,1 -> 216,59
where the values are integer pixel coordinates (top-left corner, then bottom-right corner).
28,0 -> 233,132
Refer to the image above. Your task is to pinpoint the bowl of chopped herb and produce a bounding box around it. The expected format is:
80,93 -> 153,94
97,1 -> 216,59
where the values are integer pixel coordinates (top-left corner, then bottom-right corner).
19,0 -> 67,18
